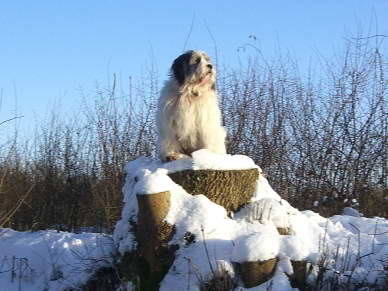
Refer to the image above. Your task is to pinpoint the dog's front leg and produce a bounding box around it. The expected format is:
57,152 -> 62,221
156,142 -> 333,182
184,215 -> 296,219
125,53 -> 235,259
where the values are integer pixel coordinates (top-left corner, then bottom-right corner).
200,126 -> 227,155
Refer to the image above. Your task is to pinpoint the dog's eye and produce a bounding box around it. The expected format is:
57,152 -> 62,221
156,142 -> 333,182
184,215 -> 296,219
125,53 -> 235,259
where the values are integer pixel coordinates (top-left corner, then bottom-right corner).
195,57 -> 201,64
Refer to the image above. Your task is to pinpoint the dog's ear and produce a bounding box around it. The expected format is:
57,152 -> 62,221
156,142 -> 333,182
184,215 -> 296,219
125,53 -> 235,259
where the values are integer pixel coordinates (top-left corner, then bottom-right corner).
171,51 -> 192,85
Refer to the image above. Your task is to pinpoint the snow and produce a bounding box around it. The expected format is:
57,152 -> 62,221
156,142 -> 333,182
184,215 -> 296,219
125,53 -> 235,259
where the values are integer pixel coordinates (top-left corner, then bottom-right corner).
2,149 -> 387,290
342,206 -> 362,217
191,149 -> 258,170
235,198 -> 297,228
166,192 -> 228,236
251,177 -> 281,201
0,229 -> 115,291
232,233 -> 280,262
279,236 -> 310,261
114,150 -> 388,290
134,168 -> 175,195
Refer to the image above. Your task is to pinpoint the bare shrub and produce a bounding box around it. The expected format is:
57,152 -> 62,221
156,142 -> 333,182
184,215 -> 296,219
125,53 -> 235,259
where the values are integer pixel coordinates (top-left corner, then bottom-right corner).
220,36 -> 387,216
0,34 -> 386,231
0,73 -> 158,231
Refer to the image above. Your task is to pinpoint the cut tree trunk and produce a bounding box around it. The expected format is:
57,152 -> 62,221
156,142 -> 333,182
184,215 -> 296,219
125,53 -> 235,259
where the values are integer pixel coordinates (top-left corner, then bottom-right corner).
239,259 -> 278,288
135,192 -> 177,290
120,168 -> 260,290
168,168 -> 259,212
290,260 -> 310,289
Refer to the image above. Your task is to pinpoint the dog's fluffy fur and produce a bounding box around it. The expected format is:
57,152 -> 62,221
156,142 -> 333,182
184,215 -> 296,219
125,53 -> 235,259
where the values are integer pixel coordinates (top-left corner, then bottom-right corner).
156,50 -> 226,162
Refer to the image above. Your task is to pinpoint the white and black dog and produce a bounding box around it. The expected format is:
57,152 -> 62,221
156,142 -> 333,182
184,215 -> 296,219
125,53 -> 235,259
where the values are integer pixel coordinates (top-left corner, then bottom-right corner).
156,50 -> 226,162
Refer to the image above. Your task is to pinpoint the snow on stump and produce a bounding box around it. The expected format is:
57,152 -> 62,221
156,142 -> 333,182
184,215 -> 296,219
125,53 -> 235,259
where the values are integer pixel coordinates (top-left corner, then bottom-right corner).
168,168 -> 259,212
133,166 -> 259,285
113,151 -> 388,290
238,198 -> 294,235
114,151 -> 297,290
232,233 -> 279,288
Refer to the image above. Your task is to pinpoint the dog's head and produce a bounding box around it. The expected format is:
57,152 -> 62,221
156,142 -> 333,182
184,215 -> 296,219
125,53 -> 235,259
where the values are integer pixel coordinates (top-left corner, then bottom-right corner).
171,50 -> 216,89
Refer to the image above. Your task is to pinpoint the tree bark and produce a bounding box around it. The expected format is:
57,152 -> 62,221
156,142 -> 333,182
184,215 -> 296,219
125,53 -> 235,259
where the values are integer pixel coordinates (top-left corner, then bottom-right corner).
239,259 -> 278,288
168,168 -> 259,212
136,192 -> 177,290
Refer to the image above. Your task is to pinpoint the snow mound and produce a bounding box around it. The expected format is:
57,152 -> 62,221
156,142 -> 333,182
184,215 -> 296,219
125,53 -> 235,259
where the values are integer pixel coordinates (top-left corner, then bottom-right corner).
232,233 -> 280,262
235,198 -> 297,228
342,206 -> 362,217
114,151 -> 388,290
0,229 -> 115,291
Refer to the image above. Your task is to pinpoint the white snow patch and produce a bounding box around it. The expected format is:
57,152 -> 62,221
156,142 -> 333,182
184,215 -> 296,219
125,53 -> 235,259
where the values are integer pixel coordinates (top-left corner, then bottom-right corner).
279,236 -> 310,261
134,168 -> 176,195
342,207 -> 362,217
235,198 -> 297,228
191,149 -> 258,170
252,176 -> 281,201
232,233 -> 280,262
0,229 -> 115,291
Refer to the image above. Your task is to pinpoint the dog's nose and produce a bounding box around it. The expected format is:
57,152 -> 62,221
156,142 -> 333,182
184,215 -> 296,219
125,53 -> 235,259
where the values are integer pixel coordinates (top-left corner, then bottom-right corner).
207,64 -> 213,69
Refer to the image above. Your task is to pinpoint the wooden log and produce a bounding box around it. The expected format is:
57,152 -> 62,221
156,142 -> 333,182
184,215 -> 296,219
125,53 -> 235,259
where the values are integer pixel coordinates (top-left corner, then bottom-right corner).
168,169 -> 259,212
119,168 -> 262,289
277,227 -> 291,235
290,260 -> 309,289
239,258 -> 277,288
136,191 -> 177,290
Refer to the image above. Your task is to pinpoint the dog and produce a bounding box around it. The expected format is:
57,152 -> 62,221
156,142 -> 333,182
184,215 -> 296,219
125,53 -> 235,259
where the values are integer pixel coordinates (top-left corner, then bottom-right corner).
156,50 -> 226,162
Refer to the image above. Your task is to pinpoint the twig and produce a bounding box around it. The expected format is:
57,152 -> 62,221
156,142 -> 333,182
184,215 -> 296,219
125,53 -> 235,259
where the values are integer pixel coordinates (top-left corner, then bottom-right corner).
182,14 -> 195,52
0,116 -> 24,127
0,184 -> 35,227
351,34 -> 388,40
203,20 -> 219,68
200,226 -> 215,276
368,230 -> 388,236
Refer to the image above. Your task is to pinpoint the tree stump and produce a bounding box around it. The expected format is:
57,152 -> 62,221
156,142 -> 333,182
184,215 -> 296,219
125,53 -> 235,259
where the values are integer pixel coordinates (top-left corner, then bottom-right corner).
135,192 -> 177,290
277,227 -> 291,235
118,168 -> 262,290
239,259 -> 278,288
168,168 -> 259,212
290,260 -> 310,289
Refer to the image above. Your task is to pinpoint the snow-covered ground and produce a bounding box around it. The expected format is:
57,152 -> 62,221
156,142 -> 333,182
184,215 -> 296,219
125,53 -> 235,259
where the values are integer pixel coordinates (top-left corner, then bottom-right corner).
114,150 -> 388,290
1,150 -> 387,290
0,229 -> 115,291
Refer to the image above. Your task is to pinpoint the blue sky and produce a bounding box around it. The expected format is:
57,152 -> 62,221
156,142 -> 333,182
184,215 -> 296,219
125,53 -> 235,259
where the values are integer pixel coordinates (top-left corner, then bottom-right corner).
1,0 -> 387,136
